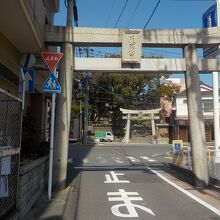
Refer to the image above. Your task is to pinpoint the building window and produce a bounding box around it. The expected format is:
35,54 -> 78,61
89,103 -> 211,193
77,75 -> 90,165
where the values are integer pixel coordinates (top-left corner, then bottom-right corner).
202,100 -> 213,113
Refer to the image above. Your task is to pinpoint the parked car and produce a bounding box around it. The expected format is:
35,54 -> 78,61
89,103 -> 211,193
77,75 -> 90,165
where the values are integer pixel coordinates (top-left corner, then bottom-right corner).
69,132 -> 78,143
95,131 -> 114,142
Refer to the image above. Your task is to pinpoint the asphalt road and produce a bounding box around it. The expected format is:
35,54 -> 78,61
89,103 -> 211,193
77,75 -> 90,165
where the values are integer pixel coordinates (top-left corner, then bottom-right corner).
67,144 -> 220,220
68,143 -> 172,167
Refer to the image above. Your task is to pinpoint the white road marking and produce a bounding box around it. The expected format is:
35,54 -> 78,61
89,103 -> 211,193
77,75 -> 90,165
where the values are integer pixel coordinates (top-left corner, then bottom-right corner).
151,152 -> 172,157
112,157 -> 125,164
107,189 -> 155,217
82,158 -> 89,163
151,153 -> 165,157
140,156 -> 156,162
80,155 -> 158,165
97,156 -> 108,163
147,167 -> 220,217
104,171 -> 130,183
67,158 -> 73,163
126,156 -> 140,163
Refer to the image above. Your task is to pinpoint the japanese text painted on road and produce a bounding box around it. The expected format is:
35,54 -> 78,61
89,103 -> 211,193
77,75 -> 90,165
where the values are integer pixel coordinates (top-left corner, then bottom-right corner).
104,171 -> 155,218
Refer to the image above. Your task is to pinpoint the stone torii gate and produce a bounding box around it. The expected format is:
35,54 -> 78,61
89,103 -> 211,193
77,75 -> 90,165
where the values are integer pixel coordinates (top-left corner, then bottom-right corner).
120,108 -> 160,144
45,24 -> 220,187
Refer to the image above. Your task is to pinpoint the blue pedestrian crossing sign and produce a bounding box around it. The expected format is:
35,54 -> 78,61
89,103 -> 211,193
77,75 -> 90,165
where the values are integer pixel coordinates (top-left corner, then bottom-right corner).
42,72 -> 61,93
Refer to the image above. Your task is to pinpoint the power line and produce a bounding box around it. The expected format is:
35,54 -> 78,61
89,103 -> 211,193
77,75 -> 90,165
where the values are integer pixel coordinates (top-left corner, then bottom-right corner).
114,0 -> 129,28
74,47 -> 204,59
143,48 -> 183,58
73,0 -> 78,27
163,0 -> 214,1
64,0 -> 68,8
75,47 -> 114,57
143,0 -> 161,29
126,0 -> 142,28
105,0 -> 116,27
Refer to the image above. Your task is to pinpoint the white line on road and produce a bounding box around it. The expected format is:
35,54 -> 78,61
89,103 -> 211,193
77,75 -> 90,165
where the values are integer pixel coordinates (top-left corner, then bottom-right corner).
151,151 -> 172,158
82,158 -> 89,163
104,171 -> 130,183
140,156 -> 156,162
126,156 -> 140,163
107,189 -> 155,217
97,156 -> 108,163
147,167 -> 220,217
112,157 -> 125,164
151,153 -> 164,157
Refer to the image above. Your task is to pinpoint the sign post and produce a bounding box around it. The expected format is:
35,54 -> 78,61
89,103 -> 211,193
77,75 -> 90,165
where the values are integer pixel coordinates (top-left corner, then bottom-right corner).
19,69 -> 25,110
41,52 -> 63,200
172,140 -> 184,166
203,2 -> 220,175
202,3 -> 219,58
48,70 -> 56,201
213,0 -> 220,173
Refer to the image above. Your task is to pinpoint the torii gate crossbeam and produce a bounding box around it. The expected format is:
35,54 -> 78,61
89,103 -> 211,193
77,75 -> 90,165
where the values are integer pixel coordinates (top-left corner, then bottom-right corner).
74,57 -> 220,73
46,26 -> 220,48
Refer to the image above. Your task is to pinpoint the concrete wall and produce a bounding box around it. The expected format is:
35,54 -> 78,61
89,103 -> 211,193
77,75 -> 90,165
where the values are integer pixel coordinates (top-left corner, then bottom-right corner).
0,33 -> 20,97
30,93 -> 44,141
17,155 -> 48,220
0,33 -> 20,75
0,75 -> 18,97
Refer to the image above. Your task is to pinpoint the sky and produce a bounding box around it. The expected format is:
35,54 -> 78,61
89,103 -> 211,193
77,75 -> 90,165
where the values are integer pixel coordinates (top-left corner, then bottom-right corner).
54,0 -> 219,86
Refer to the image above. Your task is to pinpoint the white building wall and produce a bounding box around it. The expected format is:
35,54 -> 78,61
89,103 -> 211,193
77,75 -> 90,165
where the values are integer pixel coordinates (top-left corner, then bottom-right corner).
176,97 -> 188,116
176,96 -> 220,118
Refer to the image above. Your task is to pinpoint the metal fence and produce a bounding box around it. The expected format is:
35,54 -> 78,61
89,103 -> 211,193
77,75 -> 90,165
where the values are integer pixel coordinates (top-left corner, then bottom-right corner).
172,146 -> 217,178
0,88 -> 22,218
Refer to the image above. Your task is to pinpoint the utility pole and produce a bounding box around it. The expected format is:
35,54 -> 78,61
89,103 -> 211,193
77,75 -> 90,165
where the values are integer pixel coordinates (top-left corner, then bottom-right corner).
79,98 -> 83,142
53,0 -> 74,190
83,48 -> 90,144
83,74 -> 89,144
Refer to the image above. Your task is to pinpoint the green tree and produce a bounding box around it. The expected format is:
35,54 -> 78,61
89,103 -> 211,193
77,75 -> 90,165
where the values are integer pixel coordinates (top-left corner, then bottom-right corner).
88,72 -> 180,122
70,60 -> 180,137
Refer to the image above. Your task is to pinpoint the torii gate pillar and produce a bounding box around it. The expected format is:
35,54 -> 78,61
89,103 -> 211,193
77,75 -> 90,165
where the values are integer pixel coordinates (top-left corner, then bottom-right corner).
183,44 -> 209,186
151,114 -> 156,143
124,114 -> 131,143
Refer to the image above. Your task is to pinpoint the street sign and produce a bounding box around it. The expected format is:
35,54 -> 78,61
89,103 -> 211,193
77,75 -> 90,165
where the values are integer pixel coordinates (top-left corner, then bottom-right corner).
41,52 -> 63,72
202,3 -> 217,28
202,3 -> 220,58
42,72 -> 61,93
172,140 -> 184,166
23,68 -> 35,93
20,53 -> 36,68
